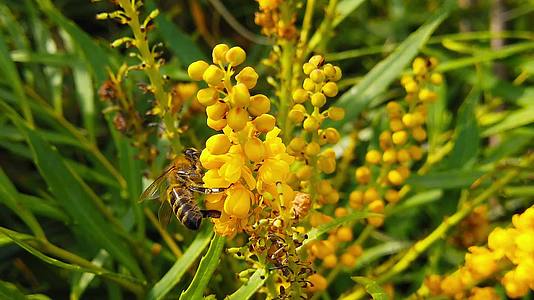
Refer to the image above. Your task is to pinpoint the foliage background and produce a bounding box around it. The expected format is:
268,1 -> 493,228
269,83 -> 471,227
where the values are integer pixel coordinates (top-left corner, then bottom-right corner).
0,0 -> 533,299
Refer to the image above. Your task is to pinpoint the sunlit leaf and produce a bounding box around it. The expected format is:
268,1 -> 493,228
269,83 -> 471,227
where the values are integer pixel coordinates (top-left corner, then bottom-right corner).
351,277 -> 388,300
226,268 -> 268,300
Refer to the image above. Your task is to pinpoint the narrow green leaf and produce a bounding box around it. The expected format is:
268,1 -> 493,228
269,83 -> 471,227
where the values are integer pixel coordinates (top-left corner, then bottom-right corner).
333,0 -> 366,26
482,107 -> 534,137
180,235 -> 226,300
0,280 -> 26,300
353,241 -> 410,271
328,0 -> 453,129
351,277 -> 388,300
445,88 -> 480,169
386,190 -> 443,216
483,128 -> 534,163
407,170 -> 485,189
147,226 -> 213,300
226,268 -> 268,300
303,211 -> 377,246
17,124 -> 143,278
18,194 -> 69,223
71,250 -> 110,300
10,50 -> 81,66
72,62 -> 96,141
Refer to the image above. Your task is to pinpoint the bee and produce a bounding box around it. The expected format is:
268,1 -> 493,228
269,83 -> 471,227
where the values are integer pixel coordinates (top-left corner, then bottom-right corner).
139,148 -> 225,230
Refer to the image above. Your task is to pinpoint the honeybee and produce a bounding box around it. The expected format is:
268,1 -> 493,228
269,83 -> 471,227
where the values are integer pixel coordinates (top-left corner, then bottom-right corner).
139,148 -> 225,230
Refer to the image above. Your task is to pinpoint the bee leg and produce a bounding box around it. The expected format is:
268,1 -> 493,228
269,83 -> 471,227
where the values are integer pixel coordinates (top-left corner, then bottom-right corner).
189,185 -> 226,194
200,210 -> 222,218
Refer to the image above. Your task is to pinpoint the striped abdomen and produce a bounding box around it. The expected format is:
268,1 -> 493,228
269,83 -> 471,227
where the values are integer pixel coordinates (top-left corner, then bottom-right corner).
169,187 -> 202,230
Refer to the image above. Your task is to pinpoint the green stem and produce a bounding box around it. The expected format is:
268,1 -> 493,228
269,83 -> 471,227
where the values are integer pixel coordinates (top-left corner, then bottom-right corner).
279,40 -> 296,143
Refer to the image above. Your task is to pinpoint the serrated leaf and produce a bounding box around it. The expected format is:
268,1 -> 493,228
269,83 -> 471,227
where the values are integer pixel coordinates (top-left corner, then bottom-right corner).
351,277 -> 388,300
445,88 -> 480,169
407,170 -> 485,189
303,211 -> 377,246
328,0 -> 453,129
226,268 -> 268,300
146,226 -> 213,300
180,234 -> 226,300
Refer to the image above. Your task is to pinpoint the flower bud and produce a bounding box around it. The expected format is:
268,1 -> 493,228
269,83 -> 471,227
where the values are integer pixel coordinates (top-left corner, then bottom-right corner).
225,47 -> 246,66
363,188 -> 379,203
327,107 -> 345,121
349,190 -> 363,208
289,137 -> 306,152
419,89 -> 437,102
230,83 -> 250,107
224,185 -> 250,218
292,88 -> 309,103
324,128 -> 340,144
203,65 -> 225,85
188,60 -> 209,81
323,64 -> 336,79
365,150 -> 381,164
288,109 -> 305,123
311,92 -> 326,107
253,114 -> 276,132
322,82 -> 338,97
323,254 -> 337,269
303,62 -> 316,75
207,117 -> 227,131
387,170 -> 404,185
212,43 -> 229,64
303,116 -> 320,132
412,57 -> 427,75
379,131 -> 392,149
248,94 -> 270,116
355,166 -> 371,184
303,78 -> 316,91
412,126 -> 427,141
227,107 -> 249,131
397,149 -> 411,163
309,55 -> 324,67
369,199 -> 385,213
318,150 -> 336,174
382,149 -> 396,164
332,66 -> 342,81
408,145 -> 423,160
296,165 -> 313,180
305,142 -> 321,156
392,130 -> 408,145
404,81 -> 418,93
310,69 -> 325,83
430,73 -> 443,85
385,189 -> 400,203
307,274 -> 327,292
206,101 -> 228,120
235,66 -> 259,89
337,227 -> 353,242
390,118 -> 404,132
196,87 -> 219,106
206,134 -> 231,155
244,137 -> 265,162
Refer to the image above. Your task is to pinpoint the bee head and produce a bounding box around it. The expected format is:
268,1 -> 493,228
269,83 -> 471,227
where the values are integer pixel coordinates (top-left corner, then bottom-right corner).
184,148 -> 200,162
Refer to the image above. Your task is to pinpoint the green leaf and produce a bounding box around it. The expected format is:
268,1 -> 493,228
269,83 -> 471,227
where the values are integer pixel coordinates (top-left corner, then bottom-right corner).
351,277 -> 388,300
226,268 -> 268,300
445,88 -> 480,169
482,107 -> 534,137
71,249 -> 110,300
353,241 -> 410,271
328,0 -> 453,129
333,0 -> 366,26
146,226 -> 213,300
407,170 -> 485,189
386,190 -> 443,216
0,280 -> 26,300
180,235 -> 226,300
303,211 -> 377,246
16,123 -> 143,279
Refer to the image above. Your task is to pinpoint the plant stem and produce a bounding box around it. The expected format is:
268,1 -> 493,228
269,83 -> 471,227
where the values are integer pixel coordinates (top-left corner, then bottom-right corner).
279,40 -> 296,143
144,207 -> 183,258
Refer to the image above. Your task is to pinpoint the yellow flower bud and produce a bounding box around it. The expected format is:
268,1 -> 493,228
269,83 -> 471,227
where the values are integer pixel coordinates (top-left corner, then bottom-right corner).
311,92 -> 326,107
303,62 -> 316,75
303,116 -> 320,132
187,60 -> 209,81
412,57 -> 427,76
323,254 -> 337,269
227,107 -> 249,131
225,46 -> 246,66
235,66 -> 258,89
288,137 -> 306,152
382,149 -> 397,164
324,128 -> 340,144
327,107 -> 345,121
206,101 -> 228,120
309,55 -> 324,67
292,88 -> 309,103
430,73 -> 443,85
202,65 -> 225,85
307,274 -> 327,292
296,165 -> 313,180
379,131 -> 393,149
386,101 -> 402,117
368,216 -> 384,227
248,94 -> 270,116
324,190 -> 339,203
318,150 -> 336,174
404,80 -> 418,93
288,109 -> 305,123
355,166 -> 371,184
244,137 -> 265,162
392,130 -> 408,145
365,150 -> 381,164
397,166 -> 410,179
322,82 -> 338,97
408,145 -> 423,160
348,244 -> 363,257
303,78 -> 316,91
369,200 -> 385,212
334,207 -> 349,217
385,189 -> 400,203
402,113 -> 417,128
340,253 -> 356,268
390,118 -> 404,132
364,188 -> 379,203
206,134 -> 231,155
349,190 -> 363,208
224,185 -> 251,218
310,69 -> 325,83
412,126 -> 427,141
207,117 -> 227,131
388,170 -> 404,185
323,64 -> 336,79
196,87 -> 219,106
212,43 -> 229,64
412,111 -> 425,126
230,83 -> 250,107
253,114 -> 276,132
337,226 -> 353,242
396,149 -> 411,163
333,66 -> 342,81
305,142 -> 321,156
419,88 -> 437,102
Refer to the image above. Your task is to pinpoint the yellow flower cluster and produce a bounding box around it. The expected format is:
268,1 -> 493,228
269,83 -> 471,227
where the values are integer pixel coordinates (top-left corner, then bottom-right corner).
452,205 -> 489,248
254,0 -> 297,39
425,205 -> 534,299
350,57 -> 442,227
187,44 -> 295,237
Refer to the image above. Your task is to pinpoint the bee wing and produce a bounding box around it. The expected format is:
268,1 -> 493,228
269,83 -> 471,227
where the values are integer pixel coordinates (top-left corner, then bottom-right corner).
138,167 -> 174,203
158,201 -> 173,228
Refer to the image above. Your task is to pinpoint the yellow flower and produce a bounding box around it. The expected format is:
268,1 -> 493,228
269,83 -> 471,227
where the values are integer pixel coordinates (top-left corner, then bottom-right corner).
224,184 -> 252,218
